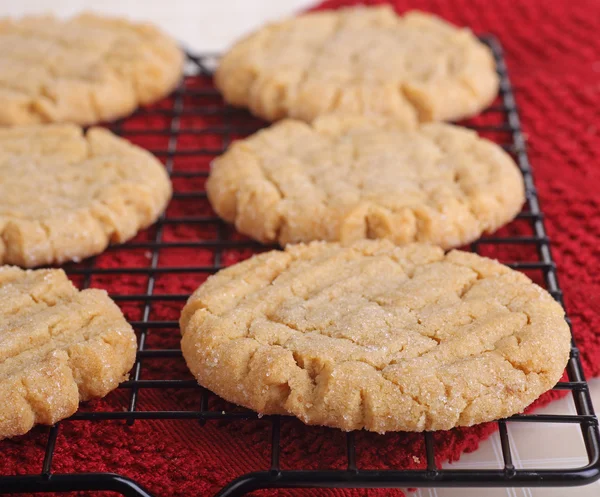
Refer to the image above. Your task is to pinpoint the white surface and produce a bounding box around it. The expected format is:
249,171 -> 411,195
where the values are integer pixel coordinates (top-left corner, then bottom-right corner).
429,378 -> 600,497
2,1 -> 599,495
0,0 -> 314,52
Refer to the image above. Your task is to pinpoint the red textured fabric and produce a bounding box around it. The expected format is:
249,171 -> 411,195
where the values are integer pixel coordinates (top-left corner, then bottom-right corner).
1,1 -> 599,496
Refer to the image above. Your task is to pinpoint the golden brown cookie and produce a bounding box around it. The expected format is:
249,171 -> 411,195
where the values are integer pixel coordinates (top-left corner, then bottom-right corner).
215,6 -> 498,123
206,115 -> 524,249
0,266 -> 136,440
0,13 -> 183,125
0,124 -> 172,268
181,240 -> 571,433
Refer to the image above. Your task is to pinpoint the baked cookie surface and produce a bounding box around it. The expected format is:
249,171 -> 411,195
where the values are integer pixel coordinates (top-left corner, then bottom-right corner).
0,124 -> 172,268
0,266 -> 136,439
215,6 -> 498,123
207,115 -> 524,248
181,240 -> 571,432
0,13 -> 183,125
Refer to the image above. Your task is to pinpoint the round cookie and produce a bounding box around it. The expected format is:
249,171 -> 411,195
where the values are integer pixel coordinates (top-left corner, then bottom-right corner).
0,124 -> 172,268
180,240 -> 571,433
215,6 -> 498,124
0,266 -> 136,439
0,13 -> 183,125
206,115 -> 524,249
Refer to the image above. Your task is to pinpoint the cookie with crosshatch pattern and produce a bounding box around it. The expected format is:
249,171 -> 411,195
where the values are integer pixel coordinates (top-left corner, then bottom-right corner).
215,5 -> 499,124
0,266 -> 136,440
180,239 -> 571,432
0,12 -> 183,126
206,114 -> 524,249
0,124 -> 172,268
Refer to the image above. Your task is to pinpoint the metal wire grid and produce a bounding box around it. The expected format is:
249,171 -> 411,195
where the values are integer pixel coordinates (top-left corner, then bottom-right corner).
1,36 -> 599,497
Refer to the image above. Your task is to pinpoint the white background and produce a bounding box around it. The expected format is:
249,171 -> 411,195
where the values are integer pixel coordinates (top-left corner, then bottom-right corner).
2,1 -> 599,496
0,0 -> 314,52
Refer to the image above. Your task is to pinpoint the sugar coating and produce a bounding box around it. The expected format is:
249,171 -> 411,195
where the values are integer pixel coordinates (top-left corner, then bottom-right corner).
215,6 -> 498,123
207,115 -> 524,248
0,13 -> 183,125
181,240 -> 571,433
0,124 -> 172,268
0,266 -> 137,440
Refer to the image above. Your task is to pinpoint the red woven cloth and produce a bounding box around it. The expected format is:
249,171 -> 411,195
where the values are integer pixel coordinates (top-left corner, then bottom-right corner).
1,1 -> 599,496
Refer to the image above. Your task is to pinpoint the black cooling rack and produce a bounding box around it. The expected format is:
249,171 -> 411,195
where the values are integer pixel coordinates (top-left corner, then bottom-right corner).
1,37 -> 599,497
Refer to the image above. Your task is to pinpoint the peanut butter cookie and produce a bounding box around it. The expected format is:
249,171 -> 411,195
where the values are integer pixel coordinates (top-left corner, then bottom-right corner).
0,13 -> 183,125
207,115 -> 524,248
0,266 -> 136,439
181,240 -> 570,432
0,124 -> 172,267
215,6 -> 498,123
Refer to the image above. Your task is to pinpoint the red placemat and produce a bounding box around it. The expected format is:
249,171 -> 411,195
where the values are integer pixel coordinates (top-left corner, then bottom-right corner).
1,1 -> 598,496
